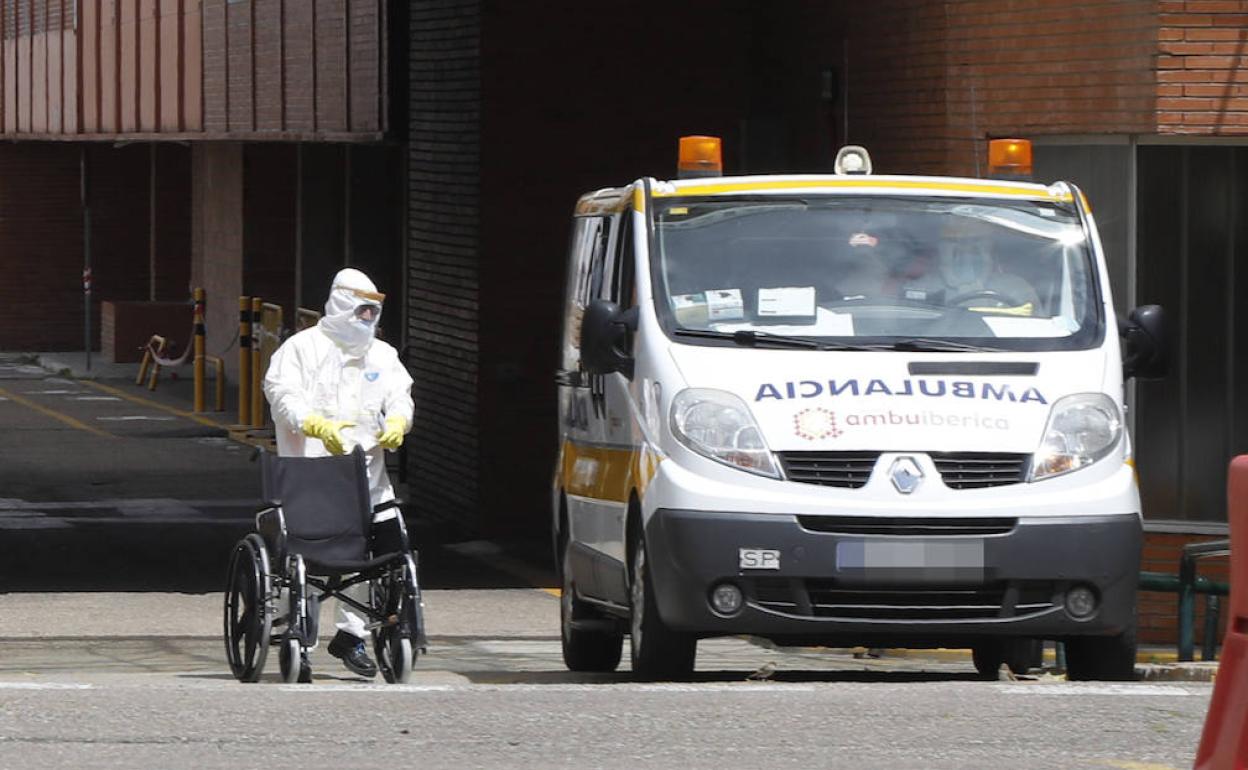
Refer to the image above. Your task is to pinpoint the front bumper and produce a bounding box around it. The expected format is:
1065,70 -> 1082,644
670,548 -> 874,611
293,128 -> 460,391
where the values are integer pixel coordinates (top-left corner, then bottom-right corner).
645,509 -> 1141,647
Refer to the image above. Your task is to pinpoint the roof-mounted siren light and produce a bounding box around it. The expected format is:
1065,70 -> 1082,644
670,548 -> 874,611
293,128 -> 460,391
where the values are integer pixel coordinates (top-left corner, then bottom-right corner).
834,145 -> 873,175
987,138 -> 1033,180
677,136 -> 723,179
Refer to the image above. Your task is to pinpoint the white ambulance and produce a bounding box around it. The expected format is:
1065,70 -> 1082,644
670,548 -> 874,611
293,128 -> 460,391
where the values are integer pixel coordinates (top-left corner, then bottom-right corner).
552,138 -> 1166,681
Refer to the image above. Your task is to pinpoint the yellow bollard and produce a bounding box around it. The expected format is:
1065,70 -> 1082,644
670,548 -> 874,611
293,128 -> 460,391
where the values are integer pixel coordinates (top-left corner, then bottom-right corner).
147,335 -> 168,391
250,297 -> 264,428
238,296 -> 252,425
193,288 -> 206,413
136,334 -> 161,386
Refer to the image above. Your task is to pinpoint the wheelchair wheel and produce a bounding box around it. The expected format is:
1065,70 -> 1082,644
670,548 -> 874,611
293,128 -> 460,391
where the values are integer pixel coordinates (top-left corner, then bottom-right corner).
372,554 -> 420,684
279,638 -> 311,684
224,534 -> 272,682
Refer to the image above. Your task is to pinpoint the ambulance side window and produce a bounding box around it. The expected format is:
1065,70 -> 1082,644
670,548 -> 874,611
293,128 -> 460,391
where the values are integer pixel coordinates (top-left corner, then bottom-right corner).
574,216 -> 610,307
611,211 -> 635,308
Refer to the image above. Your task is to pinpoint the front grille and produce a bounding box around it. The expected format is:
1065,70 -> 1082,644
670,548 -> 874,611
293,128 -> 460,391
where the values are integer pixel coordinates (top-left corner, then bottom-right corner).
749,578 -> 1055,621
778,451 -> 881,489
796,516 -> 1017,536
807,583 -> 1008,620
931,452 -> 1029,489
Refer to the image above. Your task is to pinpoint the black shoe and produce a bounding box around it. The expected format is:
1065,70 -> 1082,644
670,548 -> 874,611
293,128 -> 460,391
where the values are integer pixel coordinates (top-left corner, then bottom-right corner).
328,631 -> 378,678
298,653 -> 312,684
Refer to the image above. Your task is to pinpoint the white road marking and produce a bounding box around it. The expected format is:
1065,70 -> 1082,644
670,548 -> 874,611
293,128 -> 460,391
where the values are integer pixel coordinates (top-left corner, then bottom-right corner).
25,389 -> 85,395
0,498 -> 255,510
0,682 -> 93,690
96,415 -> 177,422
278,683 -> 817,693
70,396 -> 122,402
1001,684 -> 1194,696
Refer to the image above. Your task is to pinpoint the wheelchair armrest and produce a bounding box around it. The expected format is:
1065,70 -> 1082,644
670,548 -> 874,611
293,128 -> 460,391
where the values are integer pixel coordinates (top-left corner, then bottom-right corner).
255,506 -> 287,563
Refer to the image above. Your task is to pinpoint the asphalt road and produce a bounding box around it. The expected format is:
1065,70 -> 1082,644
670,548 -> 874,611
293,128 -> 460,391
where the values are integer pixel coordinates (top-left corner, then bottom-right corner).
0,589 -> 1213,770
0,356 -> 1214,768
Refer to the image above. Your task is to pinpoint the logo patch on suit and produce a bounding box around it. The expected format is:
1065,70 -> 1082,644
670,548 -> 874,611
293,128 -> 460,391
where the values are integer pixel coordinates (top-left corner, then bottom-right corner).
365,371 -> 380,382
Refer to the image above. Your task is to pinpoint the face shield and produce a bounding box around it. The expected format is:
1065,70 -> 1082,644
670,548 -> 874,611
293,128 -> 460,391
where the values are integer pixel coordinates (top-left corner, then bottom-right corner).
320,269 -> 385,354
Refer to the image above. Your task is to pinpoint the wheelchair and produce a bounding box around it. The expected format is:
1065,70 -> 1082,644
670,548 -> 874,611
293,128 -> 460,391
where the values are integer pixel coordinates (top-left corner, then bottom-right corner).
223,448 -> 426,684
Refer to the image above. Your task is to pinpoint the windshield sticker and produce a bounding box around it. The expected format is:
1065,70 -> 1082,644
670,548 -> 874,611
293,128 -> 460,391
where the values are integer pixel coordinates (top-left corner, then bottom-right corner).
758,287 -> 816,318
793,408 -> 1011,441
706,289 -> 744,321
757,378 -> 1046,405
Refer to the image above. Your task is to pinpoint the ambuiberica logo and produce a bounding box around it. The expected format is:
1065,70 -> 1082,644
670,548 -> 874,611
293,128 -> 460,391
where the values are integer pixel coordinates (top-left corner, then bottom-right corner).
763,378 -> 1047,442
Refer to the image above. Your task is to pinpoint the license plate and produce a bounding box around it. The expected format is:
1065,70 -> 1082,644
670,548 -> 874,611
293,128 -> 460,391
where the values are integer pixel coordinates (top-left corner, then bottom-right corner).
739,548 -> 781,570
836,540 -> 984,575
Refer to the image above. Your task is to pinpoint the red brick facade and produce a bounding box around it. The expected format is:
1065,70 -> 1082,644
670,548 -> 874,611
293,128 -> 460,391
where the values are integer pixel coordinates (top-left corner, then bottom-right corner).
1141,531 -> 1230,647
850,0 -> 1158,176
0,142 -> 189,351
1157,0 -> 1248,133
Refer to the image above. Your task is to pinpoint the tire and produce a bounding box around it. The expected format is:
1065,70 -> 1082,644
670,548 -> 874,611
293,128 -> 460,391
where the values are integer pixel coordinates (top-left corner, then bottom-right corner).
973,639 -> 1042,678
629,530 -> 695,680
224,534 -> 272,683
373,555 -> 420,684
278,637 -> 310,684
1066,626 -> 1137,681
559,539 -> 623,673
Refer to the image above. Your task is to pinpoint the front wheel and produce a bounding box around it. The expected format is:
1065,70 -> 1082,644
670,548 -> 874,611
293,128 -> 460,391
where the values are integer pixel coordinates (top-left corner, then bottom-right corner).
278,637 -> 310,684
373,555 -> 420,684
1065,627 -> 1137,681
376,631 -> 414,684
629,531 -> 695,680
559,539 -> 623,673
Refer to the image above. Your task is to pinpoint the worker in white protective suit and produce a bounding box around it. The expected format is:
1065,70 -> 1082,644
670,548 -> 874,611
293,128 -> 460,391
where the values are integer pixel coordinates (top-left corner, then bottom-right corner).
263,267 -> 414,678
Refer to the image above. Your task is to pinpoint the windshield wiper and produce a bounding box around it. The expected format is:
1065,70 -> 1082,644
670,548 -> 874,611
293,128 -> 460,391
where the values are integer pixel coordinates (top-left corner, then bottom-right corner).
672,328 -> 883,351
887,338 -> 1010,353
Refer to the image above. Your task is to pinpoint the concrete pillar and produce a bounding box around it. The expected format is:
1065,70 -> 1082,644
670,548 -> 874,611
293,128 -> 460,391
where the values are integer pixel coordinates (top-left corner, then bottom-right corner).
190,143 -> 244,379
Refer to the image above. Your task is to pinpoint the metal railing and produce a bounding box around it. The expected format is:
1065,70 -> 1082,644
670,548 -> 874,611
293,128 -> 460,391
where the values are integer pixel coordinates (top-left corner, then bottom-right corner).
1139,538 -> 1231,662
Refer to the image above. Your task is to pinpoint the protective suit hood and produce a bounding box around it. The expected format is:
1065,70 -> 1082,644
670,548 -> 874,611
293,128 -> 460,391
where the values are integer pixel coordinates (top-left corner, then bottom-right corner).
318,268 -> 384,356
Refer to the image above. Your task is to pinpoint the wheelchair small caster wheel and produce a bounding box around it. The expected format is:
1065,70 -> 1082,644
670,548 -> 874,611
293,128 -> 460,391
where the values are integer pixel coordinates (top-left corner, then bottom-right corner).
279,638 -> 311,684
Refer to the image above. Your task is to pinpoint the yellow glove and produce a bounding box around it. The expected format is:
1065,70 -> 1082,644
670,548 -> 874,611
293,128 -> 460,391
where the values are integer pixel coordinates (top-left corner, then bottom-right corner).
302,414 -> 354,455
377,415 -> 408,450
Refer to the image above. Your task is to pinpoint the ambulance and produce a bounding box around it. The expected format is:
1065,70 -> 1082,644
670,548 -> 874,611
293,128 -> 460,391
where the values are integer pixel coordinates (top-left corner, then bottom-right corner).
552,137 -> 1166,681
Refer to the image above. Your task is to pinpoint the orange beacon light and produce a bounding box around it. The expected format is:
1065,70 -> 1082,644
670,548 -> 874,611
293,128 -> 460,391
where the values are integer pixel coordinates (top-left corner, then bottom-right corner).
678,136 -> 723,178
987,138 -> 1033,179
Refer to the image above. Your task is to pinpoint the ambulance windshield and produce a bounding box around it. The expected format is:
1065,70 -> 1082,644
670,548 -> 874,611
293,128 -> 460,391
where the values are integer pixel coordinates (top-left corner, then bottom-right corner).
653,196 -> 1101,352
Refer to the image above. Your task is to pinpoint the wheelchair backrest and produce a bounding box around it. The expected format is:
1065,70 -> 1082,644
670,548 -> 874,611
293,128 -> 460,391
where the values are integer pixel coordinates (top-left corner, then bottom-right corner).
259,448 -> 372,565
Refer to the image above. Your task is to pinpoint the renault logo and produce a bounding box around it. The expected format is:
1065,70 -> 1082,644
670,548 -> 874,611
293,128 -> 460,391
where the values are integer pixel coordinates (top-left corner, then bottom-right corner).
889,456 -> 924,494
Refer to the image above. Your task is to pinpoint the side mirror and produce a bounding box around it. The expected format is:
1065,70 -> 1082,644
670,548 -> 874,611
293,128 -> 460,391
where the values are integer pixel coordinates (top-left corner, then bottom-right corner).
1120,304 -> 1167,380
580,299 -> 638,378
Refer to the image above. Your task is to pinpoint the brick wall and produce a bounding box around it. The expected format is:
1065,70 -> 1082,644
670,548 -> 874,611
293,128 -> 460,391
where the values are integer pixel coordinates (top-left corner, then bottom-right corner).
850,0 -> 1158,176
0,143 -> 83,350
0,142 -> 179,352
1140,530 -> 1230,648
406,0 -> 481,529
1156,0 -> 1248,133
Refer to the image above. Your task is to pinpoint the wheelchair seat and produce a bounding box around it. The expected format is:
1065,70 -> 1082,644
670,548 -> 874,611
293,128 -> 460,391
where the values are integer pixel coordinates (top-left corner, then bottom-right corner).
224,447 -> 425,685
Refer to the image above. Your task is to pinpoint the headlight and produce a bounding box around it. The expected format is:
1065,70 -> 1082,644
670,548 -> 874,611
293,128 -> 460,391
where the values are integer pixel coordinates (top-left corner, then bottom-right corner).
670,388 -> 780,478
1030,393 -> 1122,481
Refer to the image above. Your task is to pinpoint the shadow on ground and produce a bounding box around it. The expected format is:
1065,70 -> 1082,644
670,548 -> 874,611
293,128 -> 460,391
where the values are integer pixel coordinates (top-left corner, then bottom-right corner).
0,519 -> 551,593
